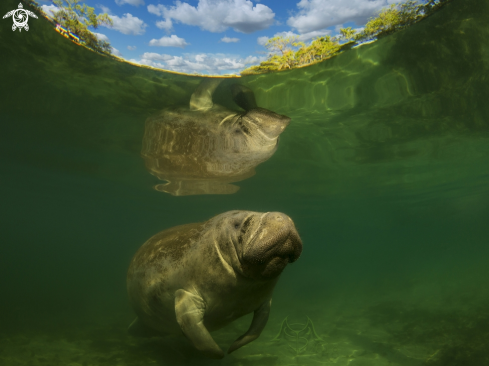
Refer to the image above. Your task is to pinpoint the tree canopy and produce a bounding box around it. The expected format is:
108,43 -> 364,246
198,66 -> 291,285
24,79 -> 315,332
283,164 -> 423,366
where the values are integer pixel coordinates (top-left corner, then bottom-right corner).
51,0 -> 113,54
243,35 -> 341,75
241,0 -> 451,75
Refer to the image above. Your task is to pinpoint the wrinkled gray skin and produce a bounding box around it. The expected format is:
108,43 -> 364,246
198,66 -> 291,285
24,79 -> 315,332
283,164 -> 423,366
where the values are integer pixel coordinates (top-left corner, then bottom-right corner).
141,79 -> 291,196
127,211 -> 303,358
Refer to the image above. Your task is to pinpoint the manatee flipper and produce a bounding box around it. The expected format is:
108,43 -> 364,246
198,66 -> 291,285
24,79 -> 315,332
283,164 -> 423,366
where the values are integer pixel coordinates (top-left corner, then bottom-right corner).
175,289 -> 225,359
155,180 -> 240,196
128,317 -> 161,338
230,84 -> 258,111
228,298 -> 271,354
190,79 -> 223,111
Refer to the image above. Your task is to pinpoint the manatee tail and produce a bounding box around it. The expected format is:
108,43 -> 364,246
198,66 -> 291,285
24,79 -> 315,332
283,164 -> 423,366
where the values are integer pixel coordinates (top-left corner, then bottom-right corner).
189,78 -> 223,111
230,84 -> 258,111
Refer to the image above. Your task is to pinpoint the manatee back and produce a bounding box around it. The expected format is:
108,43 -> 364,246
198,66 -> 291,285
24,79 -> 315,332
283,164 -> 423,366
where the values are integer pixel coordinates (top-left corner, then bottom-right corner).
141,106 -> 233,159
128,222 -> 204,278
140,106 -> 262,195
127,222 -> 208,333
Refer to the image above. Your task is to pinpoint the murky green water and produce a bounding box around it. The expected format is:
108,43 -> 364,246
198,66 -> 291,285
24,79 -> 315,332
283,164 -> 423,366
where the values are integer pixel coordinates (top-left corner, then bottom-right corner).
1,0 -> 489,365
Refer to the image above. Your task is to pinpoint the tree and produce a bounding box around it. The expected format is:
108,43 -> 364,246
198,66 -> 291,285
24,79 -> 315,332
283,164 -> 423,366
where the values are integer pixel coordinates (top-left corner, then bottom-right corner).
241,34 -> 342,74
264,36 -> 298,57
309,36 -> 341,61
339,27 -> 357,42
397,0 -> 424,27
356,0 -> 424,41
264,36 -> 303,70
52,0 -> 113,54
360,4 -> 400,40
294,42 -> 314,65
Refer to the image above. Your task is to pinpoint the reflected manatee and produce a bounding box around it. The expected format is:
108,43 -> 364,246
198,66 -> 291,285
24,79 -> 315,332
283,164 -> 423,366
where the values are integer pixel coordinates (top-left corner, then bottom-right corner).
141,79 -> 291,195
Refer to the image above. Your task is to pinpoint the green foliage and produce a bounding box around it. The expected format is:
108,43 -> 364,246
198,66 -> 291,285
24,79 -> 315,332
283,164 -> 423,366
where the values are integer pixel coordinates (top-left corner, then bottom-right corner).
356,0 -> 424,41
241,35 -> 341,75
241,0 -> 452,76
51,0 -> 113,54
310,36 -> 341,61
340,27 -> 356,41
266,36 -> 300,70
265,35 -> 298,56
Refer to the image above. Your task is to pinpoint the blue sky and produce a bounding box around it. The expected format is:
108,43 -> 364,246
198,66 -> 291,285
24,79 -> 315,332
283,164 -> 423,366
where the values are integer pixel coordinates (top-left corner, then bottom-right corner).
38,0 -> 404,75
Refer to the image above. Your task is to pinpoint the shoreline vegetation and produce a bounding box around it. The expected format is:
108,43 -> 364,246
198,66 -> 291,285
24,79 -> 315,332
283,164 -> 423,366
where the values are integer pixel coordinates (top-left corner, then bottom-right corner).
26,0 -> 114,55
25,0 -> 451,76
241,0 -> 452,76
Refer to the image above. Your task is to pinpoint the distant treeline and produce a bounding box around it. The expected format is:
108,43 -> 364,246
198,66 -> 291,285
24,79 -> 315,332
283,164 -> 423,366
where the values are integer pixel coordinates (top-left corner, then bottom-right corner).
241,0 -> 451,76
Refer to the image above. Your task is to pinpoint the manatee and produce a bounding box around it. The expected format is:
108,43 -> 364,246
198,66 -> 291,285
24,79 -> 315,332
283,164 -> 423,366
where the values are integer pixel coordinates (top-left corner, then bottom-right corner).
126,210 -> 303,358
141,79 -> 291,196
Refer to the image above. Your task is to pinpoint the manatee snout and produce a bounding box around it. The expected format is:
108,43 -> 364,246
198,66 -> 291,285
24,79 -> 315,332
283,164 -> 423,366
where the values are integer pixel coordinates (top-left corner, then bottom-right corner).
242,212 -> 302,279
244,108 -> 291,139
230,84 -> 291,139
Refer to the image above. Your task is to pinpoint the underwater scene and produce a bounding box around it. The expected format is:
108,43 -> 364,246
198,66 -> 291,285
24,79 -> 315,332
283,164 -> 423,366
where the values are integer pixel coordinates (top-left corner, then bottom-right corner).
1,0 -> 489,365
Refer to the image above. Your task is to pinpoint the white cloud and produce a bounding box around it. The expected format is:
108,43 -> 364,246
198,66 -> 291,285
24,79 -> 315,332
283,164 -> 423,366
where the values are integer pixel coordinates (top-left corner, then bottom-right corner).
257,29 -> 334,49
278,30 -> 332,42
299,29 -> 333,42
41,4 -> 58,17
109,13 -> 147,35
147,0 -> 275,34
243,55 -> 260,64
98,5 -> 111,14
155,18 -> 173,31
115,0 -> 145,6
287,0 -> 403,34
149,35 -> 189,48
257,36 -> 269,46
112,47 -> 123,57
127,45 -> 137,50
94,32 -> 110,42
131,52 -> 265,75
140,52 -> 174,61
221,36 -> 240,43
147,4 -> 164,16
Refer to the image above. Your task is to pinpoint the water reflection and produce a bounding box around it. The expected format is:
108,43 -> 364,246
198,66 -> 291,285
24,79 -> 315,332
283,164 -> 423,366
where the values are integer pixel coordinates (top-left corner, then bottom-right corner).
141,79 -> 291,195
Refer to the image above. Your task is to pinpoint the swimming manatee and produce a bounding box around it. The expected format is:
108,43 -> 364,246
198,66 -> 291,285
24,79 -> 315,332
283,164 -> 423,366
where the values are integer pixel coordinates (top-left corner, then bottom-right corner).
127,210 -> 303,358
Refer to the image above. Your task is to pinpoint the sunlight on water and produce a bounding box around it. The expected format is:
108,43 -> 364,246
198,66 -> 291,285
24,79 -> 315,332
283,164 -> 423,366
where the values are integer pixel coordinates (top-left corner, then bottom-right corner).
1,0 -> 489,365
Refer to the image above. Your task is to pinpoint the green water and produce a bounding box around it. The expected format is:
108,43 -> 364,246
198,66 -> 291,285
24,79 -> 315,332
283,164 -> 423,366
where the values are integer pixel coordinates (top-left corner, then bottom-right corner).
1,0 -> 489,365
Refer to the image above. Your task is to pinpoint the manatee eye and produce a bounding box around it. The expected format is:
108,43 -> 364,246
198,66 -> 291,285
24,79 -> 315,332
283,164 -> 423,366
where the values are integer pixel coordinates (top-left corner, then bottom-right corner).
234,128 -> 242,134
234,222 -> 240,229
